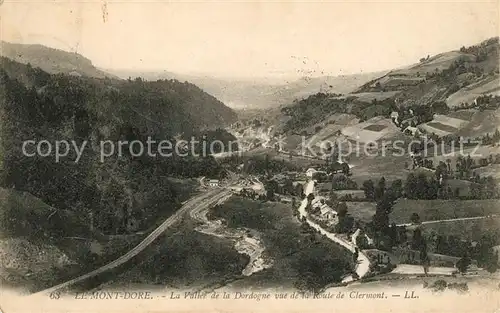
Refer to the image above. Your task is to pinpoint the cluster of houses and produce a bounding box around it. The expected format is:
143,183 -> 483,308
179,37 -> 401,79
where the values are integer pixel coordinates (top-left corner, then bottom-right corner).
305,160 -> 350,183
391,111 -> 424,137
309,197 -> 337,223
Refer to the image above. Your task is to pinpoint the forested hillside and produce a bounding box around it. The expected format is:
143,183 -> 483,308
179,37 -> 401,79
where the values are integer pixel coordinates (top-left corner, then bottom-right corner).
0,58 -> 237,237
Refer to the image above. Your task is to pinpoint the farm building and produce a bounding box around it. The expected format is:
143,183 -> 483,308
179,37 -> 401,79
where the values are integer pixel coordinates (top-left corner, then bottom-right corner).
306,168 -> 318,177
207,179 -> 220,187
404,126 -> 422,137
311,198 -> 336,220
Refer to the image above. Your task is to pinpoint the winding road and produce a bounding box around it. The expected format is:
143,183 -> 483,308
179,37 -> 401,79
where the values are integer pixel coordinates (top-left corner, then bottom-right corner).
298,180 -> 371,283
32,187 -> 233,296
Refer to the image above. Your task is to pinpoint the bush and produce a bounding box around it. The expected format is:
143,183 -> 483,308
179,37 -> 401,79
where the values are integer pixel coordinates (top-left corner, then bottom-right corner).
447,282 -> 469,294
430,280 -> 447,292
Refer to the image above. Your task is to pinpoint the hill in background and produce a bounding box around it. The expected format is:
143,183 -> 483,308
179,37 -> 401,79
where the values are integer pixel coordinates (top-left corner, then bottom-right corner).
105,69 -> 386,110
276,37 -> 500,138
0,41 -> 116,79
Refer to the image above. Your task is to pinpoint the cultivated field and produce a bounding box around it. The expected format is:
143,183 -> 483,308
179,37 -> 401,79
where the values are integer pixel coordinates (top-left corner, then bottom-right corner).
473,164 -> 500,179
448,109 -> 477,121
334,189 -> 366,199
347,91 -> 400,103
303,113 -> 359,147
418,108 -> 500,138
420,216 -> 500,241
346,202 -> 376,223
447,75 -> 500,108
443,179 -> 480,197
341,116 -> 401,143
392,51 -> 476,76
455,108 -> 500,138
391,199 -> 500,224
349,153 -> 411,185
418,123 -> 455,137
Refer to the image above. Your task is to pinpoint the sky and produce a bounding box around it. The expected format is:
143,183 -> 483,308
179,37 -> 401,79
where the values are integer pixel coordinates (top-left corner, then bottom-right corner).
0,0 -> 498,79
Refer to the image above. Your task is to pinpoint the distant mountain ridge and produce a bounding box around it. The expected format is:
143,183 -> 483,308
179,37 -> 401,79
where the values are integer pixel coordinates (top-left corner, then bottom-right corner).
0,41 -> 237,130
0,41 -> 116,79
105,69 -> 387,110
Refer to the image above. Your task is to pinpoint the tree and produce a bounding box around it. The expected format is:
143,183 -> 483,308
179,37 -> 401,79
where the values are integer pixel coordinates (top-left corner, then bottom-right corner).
405,173 -> 417,199
493,128 -> 500,142
265,179 -> 278,201
456,256 -> 471,274
362,179 -> 375,201
335,202 -> 351,233
332,174 -> 358,190
435,161 -> 448,183
341,163 -> 350,176
375,177 -> 386,200
485,251 -> 499,273
337,202 -> 348,218
372,192 -> 396,233
411,227 -> 425,250
353,247 -> 359,263
420,239 -> 430,275
356,231 -> 370,249
410,212 -> 420,224
389,179 -> 403,199
329,189 -> 338,203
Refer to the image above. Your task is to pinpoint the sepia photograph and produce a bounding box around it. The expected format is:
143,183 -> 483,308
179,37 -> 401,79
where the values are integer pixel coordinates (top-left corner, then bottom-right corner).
0,1 -> 499,312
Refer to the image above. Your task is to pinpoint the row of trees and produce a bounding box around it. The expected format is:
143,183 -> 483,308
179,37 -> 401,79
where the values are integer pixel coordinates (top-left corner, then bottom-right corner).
362,170 -> 499,201
362,177 -> 403,201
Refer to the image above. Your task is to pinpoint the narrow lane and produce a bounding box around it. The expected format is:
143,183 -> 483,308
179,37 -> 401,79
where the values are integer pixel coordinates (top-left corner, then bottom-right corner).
297,180 -> 371,283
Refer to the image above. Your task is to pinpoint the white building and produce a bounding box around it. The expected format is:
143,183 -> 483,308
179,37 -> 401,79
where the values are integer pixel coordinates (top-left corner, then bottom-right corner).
306,168 -> 318,177
311,198 -> 336,220
404,126 -> 421,137
391,111 -> 399,125
207,179 -> 220,187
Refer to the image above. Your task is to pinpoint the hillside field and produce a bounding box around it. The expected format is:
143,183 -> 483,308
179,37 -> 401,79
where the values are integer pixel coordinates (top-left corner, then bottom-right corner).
344,199 -> 500,225
391,199 -> 500,224
420,217 -> 500,241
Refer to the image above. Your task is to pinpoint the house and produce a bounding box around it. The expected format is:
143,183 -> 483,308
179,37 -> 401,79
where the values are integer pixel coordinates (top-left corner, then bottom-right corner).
207,179 -> 220,187
281,197 -> 292,204
390,111 -> 399,125
306,168 -> 318,177
401,117 -> 418,128
320,206 -> 335,220
404,126 -> 421,137
311,198 -> 336,220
